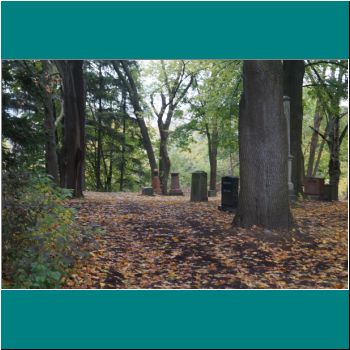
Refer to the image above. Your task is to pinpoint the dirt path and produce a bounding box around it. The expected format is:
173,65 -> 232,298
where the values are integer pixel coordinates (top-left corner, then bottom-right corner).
64,192 -> 348,289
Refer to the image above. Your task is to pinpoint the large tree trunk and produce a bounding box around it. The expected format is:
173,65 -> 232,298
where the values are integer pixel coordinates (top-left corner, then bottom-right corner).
283,60 -> 305,196
307,99 -> 322,177
233,60 -> 292,229
55,60 -> 85,197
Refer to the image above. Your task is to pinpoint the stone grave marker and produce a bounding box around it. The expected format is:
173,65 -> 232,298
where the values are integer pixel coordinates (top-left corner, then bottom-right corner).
219,176 -> 239,211
169,172 -> 184,195
190,171 -> 208,202
142,187 -> 154,196
152,169 -> 162,195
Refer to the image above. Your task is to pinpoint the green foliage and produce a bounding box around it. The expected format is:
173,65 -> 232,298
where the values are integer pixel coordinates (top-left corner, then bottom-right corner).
2,171 -> 98,288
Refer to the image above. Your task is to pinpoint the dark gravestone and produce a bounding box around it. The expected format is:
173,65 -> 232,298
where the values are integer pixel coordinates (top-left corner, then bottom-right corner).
190,171 -> 208,202
220,176 -> 239,210
142,187 -> 154,196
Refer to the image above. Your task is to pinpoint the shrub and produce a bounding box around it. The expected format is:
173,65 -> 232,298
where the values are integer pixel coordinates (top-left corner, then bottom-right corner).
2,170 -> 99,288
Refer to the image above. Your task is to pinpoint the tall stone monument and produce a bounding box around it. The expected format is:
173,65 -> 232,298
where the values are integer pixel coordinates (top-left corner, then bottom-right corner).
283,96 -> 295,198
169,172 -> 184,195
152,169 -> 162,195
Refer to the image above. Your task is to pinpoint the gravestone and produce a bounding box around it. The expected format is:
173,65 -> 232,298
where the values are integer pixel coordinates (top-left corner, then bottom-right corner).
304,177 -> 325,199
152,169 -> 161,195
142,187 -> 154,196
169,172 -> 184,196
190,171 -> 208,202
220,176 -> 239,211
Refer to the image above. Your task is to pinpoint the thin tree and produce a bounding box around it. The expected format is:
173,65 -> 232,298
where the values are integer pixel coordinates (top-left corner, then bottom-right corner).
111,60 -> 157,175
150,61 -> 194,194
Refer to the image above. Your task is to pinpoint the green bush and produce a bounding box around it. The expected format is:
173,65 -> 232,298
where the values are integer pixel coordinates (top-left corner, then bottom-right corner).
2,171 -> 98,288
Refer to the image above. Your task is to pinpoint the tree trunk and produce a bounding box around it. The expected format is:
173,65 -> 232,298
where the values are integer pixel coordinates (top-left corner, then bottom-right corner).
158,129 -> 170,195
106,149 -> 113,192
283,60 -> 305,196
119,91 -> 127,191
205,123 -> 218,191
96,64 -> 103,190
233,60 -> 292,229
328,117 -> 340,201
55,60 -> 85,197
307,100 -> 322,177
312,137 -> 326,176
41,61 -> 60,185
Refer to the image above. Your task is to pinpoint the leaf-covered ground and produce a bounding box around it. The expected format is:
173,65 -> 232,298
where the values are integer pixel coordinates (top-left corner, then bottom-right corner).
64,192 -> 348,289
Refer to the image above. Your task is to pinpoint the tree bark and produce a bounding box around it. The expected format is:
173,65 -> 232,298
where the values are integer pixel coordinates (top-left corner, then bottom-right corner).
55,60 -> 85,197
233,60 -> 292,229
283,60 -> 305,196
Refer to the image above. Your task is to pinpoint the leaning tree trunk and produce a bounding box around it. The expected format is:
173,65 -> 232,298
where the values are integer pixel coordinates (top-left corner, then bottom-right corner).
111,60 -> 157,175
283,60 -> 305,196
55,60 -> 85,197
307,99 -> 322,177
233,60 -> 292,229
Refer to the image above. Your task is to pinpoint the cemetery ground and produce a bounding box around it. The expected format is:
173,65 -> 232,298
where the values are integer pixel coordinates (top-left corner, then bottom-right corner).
62,192 -> 348,289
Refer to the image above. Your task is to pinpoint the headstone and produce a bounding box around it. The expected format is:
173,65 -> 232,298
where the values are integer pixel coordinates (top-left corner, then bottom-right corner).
323,184 -> 333,201
283,96 -> 295,199
169,172 -> 184,195
190,171 -> 208,202
152,169 -> 161,194
304,177 -> 325,198
220,176 -> 239,210
208,189 -> 216,197
142,187 -> 154,196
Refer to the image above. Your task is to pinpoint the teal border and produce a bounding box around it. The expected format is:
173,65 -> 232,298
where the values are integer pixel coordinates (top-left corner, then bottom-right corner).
2,290 -> 349,349
1,1 -> 349,59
